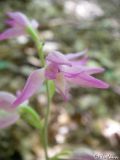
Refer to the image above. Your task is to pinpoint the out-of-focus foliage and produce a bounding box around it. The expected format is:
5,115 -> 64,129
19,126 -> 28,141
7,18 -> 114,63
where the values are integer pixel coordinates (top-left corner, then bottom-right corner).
0,0 -> 120,159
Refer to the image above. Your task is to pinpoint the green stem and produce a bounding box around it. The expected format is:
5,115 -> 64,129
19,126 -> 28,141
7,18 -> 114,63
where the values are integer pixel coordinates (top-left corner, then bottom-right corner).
27,26 -> 50,160
27,26 -> 45,67
44,81 -> 51,160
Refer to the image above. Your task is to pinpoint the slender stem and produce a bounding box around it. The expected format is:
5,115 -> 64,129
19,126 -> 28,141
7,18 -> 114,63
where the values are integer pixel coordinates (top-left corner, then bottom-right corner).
36,41 -> 45,67
27,26 -> 45,67
27,26 -> 50,160
44,81 -> 50,160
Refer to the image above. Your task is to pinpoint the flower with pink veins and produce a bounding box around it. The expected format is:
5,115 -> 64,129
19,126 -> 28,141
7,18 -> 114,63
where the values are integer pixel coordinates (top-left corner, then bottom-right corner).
0,69 -> 45,128
12,50 -> 109,104
0,12 -> 38,40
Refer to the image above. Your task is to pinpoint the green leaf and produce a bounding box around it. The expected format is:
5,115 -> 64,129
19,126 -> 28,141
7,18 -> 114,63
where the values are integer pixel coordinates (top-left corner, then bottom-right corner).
18,105 -> 43,130
27,26 -> 39,42
48,80 -> 55,99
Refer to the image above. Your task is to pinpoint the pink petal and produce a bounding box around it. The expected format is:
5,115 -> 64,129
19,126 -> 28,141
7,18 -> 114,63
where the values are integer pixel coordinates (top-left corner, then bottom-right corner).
45,63 -> 59,79
61,66 -> 105,78
65,49 -> 88,60
60,66 -> 83,77
54,73 -> 69,101
0,92 -> 16,111
0,111 -> 19,129
46,51 -> 72,66
70,55 -> 89,65
83,67 -> 105,75
67,74 -> 109,89
5,19 -> 15,27
12,69 -> 45,107
60,65 -> 88,78
0,28 -> 24,40
7,12 -> 29,27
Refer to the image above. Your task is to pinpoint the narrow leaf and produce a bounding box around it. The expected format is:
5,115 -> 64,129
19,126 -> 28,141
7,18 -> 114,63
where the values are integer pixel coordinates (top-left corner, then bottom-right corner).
19,105 -> 43,129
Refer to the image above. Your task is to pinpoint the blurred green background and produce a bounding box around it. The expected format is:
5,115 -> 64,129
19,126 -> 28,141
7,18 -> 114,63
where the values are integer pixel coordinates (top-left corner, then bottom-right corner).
0,0 -> 120,159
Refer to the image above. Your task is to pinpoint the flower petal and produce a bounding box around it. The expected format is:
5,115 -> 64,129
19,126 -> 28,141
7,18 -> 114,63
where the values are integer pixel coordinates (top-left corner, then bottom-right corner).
46,51 -> 72,66
67,74 -> 109,89
45,63 -> 59,79
0,92 -> 16,111
12,69 -> 45,107
60,65 -> 83,77
65,49 -> 88,60
7,12 -> 29,27
54,73 -> 69,101
61,66 -> 105,78
0,28 -> 24,40
83,67 -> 105,75
0,110 -> 19,129
5,19 -> 15,27
70,55 -> 89,65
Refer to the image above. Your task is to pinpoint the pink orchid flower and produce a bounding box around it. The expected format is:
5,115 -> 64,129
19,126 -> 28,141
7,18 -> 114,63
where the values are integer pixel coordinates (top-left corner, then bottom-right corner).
12,51 -> 109,104
0,12 -> 38,40
45,51 -> 109,100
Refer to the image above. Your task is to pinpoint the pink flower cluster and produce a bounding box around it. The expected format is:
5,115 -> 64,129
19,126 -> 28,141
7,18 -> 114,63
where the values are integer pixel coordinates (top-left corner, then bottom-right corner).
0,12 -> 109,128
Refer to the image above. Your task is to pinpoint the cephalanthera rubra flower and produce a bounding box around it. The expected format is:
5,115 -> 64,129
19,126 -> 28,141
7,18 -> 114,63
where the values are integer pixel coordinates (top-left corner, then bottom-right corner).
45,51 -> 108,100
12,50 -> 109,104
0,12 -> 38,40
